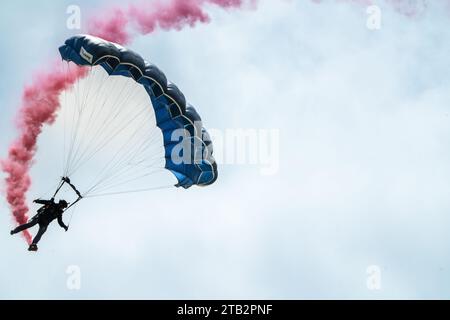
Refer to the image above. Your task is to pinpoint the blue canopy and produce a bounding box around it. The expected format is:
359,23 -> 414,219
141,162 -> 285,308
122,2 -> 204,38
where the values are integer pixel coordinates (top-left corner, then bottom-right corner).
59,34 -> 217,188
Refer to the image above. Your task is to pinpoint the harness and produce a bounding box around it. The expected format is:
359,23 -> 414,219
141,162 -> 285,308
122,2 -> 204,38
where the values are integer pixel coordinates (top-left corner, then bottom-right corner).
31,177 -> 84,226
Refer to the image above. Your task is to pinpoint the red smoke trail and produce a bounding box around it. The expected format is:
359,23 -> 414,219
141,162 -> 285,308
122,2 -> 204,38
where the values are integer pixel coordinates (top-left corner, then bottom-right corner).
1,65 -> 88,244
89,0 -> 246,45
2,0 -> 249,244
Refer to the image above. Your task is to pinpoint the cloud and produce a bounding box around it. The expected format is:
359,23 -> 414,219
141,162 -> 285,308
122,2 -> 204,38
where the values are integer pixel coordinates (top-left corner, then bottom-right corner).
1,0 -> 450,298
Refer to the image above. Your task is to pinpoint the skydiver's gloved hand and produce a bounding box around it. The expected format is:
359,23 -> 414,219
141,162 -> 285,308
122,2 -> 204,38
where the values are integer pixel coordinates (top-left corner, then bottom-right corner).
33,199 -> 39,203
64,226 -> 69,232
63,177 -> 71,184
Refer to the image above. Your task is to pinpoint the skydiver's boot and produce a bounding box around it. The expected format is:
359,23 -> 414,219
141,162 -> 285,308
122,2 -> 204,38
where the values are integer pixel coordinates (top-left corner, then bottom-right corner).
10,230 -> 15,235
28,244 -> 38,252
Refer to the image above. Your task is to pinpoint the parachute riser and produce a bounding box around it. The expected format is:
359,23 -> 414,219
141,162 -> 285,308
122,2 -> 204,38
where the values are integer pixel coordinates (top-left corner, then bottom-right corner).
53,177 -> 84,210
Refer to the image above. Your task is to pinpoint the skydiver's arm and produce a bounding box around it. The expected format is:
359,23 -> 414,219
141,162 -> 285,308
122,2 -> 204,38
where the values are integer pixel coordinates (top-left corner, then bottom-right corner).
33,198 -> 54,205
57,214 -> 68,231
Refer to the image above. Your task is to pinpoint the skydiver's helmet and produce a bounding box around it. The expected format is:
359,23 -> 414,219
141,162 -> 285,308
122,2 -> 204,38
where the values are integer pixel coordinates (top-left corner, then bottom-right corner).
59,200 -> 69,209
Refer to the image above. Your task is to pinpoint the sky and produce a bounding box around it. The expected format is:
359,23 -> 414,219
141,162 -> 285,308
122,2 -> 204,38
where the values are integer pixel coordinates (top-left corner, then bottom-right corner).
1,0 -> 450,299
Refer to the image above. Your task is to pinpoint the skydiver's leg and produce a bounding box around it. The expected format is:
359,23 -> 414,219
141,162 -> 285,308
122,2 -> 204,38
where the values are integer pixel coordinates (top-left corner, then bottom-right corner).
11,220 -> 38,235
31,224 -> 48,245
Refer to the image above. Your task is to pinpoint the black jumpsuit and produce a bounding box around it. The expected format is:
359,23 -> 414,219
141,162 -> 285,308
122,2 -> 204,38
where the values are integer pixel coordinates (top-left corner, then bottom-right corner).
12,199 -> 67,245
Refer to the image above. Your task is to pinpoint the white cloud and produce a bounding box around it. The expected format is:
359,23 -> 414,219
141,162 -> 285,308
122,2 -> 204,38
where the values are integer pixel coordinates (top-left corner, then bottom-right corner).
1,0 -> 450,298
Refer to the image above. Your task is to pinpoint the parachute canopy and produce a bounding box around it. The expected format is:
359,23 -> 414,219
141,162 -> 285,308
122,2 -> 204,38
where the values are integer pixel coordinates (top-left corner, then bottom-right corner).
55,35 -> 217,197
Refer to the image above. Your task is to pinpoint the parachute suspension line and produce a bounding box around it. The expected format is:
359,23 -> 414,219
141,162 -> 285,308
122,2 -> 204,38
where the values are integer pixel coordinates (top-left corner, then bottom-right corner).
64,66 -> 98,175
84,152 -> 166,196
83,118 -> 167,193
66,67 -> 113,171
63,69 -> 92,173
63,65 -> 86,177
62,61 -> 68,178
78,116 -> 162,193
65,69 -> 122,172
77,135 -> 166,196
66,95 -> 153,177
67,63 -> 85,171
66,65 -> 110,176
83,158 -> 164,195
62,65 -> 113,177
63,61 -> 73,178
84,184 -> 173,198
86,169 -> 167,196
64,70 -> 143,176
93,133 -> 164,185
65,85 -> 160,179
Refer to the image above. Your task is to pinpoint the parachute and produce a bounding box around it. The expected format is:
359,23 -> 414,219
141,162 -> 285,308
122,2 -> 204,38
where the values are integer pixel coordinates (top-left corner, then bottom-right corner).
49,34 -> 217,199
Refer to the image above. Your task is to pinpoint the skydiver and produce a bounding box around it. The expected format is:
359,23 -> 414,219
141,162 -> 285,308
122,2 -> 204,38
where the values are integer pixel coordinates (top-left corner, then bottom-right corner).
10,198 -> 69,252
